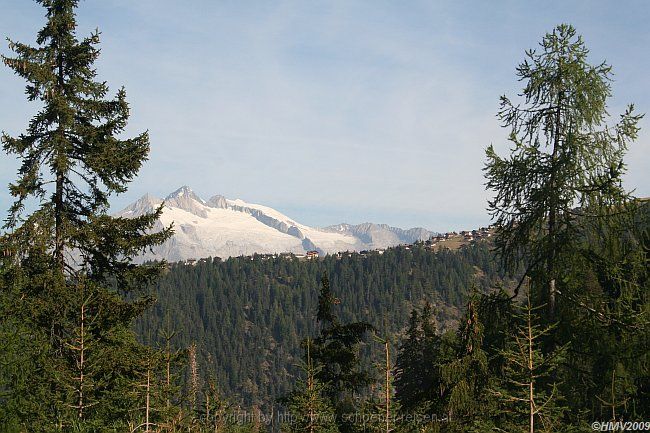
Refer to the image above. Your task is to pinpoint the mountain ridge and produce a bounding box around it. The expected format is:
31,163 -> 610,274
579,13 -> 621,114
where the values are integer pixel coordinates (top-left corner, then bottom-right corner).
117,186 -> 435,261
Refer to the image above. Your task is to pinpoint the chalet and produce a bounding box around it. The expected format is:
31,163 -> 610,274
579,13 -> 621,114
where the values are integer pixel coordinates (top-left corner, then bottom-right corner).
306,250 -> 320,260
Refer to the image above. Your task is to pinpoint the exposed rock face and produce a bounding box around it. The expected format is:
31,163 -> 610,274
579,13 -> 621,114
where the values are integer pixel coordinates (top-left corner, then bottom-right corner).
323,222 -> 432,249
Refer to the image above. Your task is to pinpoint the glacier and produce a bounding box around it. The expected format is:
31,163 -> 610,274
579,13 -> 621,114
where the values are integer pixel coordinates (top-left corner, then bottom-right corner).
116,186 -> 435,262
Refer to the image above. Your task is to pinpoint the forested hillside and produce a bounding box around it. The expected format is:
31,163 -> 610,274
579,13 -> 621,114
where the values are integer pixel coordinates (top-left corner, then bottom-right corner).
134,242 -> 503,407
2,2 -> 648,430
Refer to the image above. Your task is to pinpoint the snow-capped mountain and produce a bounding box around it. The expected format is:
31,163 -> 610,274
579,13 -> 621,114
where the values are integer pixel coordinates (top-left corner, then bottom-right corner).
117,186 -> 435,262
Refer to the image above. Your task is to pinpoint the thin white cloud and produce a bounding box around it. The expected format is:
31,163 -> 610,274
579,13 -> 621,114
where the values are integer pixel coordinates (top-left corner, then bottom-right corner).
1,1 -> 647,231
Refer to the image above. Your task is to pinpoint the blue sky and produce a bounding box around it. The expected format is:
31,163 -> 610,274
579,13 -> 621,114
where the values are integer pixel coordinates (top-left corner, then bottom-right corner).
1,1 -> 648,231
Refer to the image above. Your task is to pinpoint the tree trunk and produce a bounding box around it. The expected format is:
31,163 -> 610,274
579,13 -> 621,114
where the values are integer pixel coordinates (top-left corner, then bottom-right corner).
77,299 -> 86,419
548,278 -> 556,318
55,43 -> 66,273
385,340 -> 391,433
165,334 -> 171,410
307,339 -> 315,433
145,368 -> 151,433
548,140 -> 558,320
189,343 -> 198,416
527,294 -> 535,433
55,170 -> 64,272
547,84 -> 563,321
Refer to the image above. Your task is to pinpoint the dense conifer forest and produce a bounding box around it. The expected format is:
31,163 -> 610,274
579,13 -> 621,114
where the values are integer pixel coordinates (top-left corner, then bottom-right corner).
134,243 -> 503,408
1,1 -> 648,432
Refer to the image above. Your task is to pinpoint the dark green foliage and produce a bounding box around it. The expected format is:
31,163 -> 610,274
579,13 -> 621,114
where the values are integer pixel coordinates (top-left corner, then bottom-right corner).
395,292 -> 508,433
437,296 -> 492,431
312,274 -> 374,433
0,0 -> 171,430
135,242 -> 502,411
491,293 -> 568,433
312,274 -> 374,402
477,23 -> 649,431
394,303 -> 445,418
485,24 -> 643,319
558,215 -> 650,424
283,339 -> 340,433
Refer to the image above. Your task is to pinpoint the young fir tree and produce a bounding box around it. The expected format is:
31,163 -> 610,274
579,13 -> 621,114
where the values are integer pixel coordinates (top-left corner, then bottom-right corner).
438,296 -> 492,432
0,0 -> 171,430
156,319 -> 186,429
484,24 -> 643,321
491,291 -> 568,433
364,332 -> 401,433
284,338 -> 339,433
394,309 -> 426,416
200,373 -> 230,433
130,348 -> 164,433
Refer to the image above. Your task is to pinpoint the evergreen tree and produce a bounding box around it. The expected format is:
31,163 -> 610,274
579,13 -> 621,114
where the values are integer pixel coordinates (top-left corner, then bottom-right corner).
312,274 -> 374,433
484,24 -> 643,320
0,0 -> 171,430
284,338 -> 339,433
438,296 -> 493,432
484,23 -> 649,427
394,303 -> 445,419
200,373 -> 230,433
561,215 -> 650,423
491,291 -> 568,433
394,309 -> 425,415
313,274 -> 374,399
364,333 -> 401,433
130,348 -> 164,433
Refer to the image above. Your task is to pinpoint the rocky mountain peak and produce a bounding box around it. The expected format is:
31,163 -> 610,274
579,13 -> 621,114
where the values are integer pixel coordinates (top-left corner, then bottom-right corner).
117,187 -> 436,261
164,186 -> 208,218
207,194 -> 229,209
118,193 -> 163,217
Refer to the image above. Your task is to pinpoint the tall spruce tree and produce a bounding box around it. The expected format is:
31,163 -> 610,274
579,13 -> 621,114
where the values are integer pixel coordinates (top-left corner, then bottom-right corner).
0,0 -> 171,430
438,296 -> 493,432
313,274 -> 374,400
312,274 -> 374,433
394,303 -> 445,418
484,24 -> 643,320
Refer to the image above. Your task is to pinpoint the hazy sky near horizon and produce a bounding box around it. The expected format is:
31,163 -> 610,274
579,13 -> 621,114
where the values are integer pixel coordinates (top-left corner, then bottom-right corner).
1,1 -> 648,232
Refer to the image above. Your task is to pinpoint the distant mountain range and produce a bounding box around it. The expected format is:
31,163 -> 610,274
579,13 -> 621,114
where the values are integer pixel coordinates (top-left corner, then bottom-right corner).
117,186 -> 436,262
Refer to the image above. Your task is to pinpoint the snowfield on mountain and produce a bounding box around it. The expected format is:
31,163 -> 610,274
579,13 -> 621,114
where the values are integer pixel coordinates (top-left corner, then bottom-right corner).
117,186 -> 435,261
